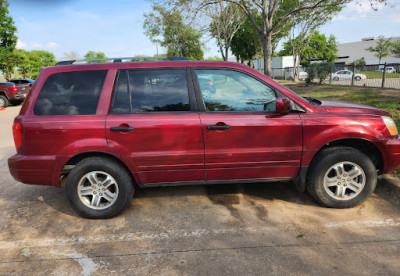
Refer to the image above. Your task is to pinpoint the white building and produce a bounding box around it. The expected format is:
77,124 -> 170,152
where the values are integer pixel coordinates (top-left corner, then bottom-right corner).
337,37 -> 400,65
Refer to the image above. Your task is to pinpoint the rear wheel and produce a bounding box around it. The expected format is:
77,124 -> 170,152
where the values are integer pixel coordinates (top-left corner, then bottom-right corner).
0,95 -> 8,108
355,76 -> 361,81
307,147 -> 376,208
333,77 -> 339,81
66,157 -> 134,219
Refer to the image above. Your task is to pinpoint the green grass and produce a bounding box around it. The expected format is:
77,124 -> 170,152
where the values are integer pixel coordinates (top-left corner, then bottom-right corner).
358,71 -> 400,79
285,83 -> 400,177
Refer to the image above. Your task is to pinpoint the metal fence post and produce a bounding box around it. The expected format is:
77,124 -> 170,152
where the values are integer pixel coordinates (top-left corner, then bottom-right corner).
382,63 -> 387,88
351,65 -> 355,86
329,67 -> 332,84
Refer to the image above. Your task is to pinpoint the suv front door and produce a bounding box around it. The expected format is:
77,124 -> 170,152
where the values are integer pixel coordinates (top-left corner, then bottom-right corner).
106,69 -> 204,185
194,69 -> 302,183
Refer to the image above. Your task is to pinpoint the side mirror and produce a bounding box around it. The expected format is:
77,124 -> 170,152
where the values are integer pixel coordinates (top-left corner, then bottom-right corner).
276,97 -> 291,114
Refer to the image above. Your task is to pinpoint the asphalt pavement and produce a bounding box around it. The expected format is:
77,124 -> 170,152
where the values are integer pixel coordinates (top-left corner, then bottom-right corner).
0,106 -> 399,275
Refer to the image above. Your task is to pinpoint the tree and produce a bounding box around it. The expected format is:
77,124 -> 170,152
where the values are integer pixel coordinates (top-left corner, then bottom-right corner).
279,31 -> 337,65
31,50 -> 56,67
61,51 -> 80,60
207,3 -> 245,61
84,51 -> 107,63
391,40 -> 400,58
0,0 -> 17,79
230,11 -> 262,67
306,62 -> 334,84
144,5 -> 204,60
284,3 -> 341,81
365,36 -> 392,64
347,58 -> 366,66
178,0 -> 349,76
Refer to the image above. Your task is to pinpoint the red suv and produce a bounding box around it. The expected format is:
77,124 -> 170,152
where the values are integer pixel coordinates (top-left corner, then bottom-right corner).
8,57 -> 400,219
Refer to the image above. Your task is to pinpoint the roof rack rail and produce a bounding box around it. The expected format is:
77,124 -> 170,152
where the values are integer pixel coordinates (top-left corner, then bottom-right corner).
55,56 -> 191,66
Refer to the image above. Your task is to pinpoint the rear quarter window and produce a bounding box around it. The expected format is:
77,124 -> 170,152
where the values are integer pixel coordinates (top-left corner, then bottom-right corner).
34,70 -> 107,115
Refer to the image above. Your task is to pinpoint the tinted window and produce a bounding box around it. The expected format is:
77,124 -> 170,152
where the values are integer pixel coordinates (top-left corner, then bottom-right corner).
34,71 -> 107,115
195,69 -> 276,112
111,69 -> 190,113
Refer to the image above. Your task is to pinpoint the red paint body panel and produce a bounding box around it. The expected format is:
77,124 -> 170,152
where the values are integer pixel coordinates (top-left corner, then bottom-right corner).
106,114 -> 204,184
199,113 -> 302,181
7,61 -> 400,188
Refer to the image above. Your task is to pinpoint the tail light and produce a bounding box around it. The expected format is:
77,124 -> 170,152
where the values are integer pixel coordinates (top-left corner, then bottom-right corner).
12,121 -> 22,150
12,85 -> 18,94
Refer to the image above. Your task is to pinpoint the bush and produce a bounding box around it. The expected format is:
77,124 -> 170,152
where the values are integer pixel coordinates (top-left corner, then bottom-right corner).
306,62 -> 334,84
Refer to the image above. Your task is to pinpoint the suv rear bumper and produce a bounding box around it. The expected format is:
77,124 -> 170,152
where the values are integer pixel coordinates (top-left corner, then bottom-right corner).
8,154 -> 57,186
12,93 -> 26,101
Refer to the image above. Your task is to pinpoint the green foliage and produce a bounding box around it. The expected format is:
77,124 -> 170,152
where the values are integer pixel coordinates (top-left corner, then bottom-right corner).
4,49 -> 56,79
230,11 -> 262,63
391,40 -> 400,58
84,51 -> 107,63
143,5 -> 204,60
347,58 -> 366,66
31,50 -> 56,67
61,51 -> 80,60
279,31 -> 337,66
306,62 -> 334,84
0,0 -> 18,79
365,36 -> 392,64
205,56 -> 224,61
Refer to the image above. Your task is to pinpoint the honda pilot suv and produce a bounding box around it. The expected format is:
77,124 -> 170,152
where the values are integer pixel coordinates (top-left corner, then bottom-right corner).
8,57 -> 400,219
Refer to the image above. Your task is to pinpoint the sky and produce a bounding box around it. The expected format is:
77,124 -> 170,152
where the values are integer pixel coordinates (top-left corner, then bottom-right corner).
8,0 -> 400,61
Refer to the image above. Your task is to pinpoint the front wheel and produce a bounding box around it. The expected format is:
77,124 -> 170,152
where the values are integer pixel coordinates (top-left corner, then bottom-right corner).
307,147 -> 377,208
355,76 -> 361,81
333,77 -> 339,81
66,157 -> 134,219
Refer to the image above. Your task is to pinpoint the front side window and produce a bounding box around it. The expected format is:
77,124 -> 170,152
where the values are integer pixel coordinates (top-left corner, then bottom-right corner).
195,69 -> 277,112
111,69 -> 190,113
34,70 -> 107,115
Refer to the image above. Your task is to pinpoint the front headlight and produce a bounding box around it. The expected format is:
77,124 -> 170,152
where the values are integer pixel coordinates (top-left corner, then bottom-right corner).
382,116 -> 398,136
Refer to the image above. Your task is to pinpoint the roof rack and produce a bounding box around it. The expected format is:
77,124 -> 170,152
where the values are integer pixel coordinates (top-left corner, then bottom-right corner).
55,56 -> 191,66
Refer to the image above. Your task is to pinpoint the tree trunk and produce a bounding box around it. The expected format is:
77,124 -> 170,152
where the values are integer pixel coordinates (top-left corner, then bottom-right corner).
293,55 -> 299,82
263,33 -> 273,77
224,47 -> 229,61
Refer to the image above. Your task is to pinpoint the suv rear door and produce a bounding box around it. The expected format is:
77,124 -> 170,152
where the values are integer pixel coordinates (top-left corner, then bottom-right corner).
105,68 -> 204,185
193,68 -> 302,183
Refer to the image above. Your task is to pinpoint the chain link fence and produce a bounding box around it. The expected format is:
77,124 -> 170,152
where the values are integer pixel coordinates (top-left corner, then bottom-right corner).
263,64 -> 400,89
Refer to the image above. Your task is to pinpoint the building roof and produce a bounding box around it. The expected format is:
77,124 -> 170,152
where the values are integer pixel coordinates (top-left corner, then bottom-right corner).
337,37 -> 400,65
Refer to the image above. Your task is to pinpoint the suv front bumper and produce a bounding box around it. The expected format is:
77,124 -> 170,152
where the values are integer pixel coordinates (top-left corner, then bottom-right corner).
377,137 -> 400,173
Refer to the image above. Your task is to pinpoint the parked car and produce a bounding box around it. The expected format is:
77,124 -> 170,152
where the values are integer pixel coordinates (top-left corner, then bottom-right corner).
0,82 -> 26,108
8,79 -> 34,95
8,57 -> 400,219
332,70 -> 367,81
376,67 -> 396,74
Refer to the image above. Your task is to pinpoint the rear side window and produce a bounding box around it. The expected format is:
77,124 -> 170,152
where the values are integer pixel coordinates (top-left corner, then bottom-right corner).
111,69 -> 190,113
34,70 -> 107,115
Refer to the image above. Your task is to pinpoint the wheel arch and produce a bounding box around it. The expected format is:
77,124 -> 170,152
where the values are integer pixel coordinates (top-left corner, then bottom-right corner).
314,138 -> 383,173
0,91 -> 9,99
296,138 -> 383,193
61,151 -> 139,187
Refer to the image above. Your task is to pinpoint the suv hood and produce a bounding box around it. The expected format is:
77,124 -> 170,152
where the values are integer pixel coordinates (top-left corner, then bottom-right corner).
319,99 -> 390,117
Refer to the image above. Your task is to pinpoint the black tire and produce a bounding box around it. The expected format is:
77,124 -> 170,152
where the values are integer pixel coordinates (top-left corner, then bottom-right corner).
66,157 -> 134,219
306,147 -> 376,208
0,95 -> 8,108
355,76 -> 361,81
333,77 -> 339,81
